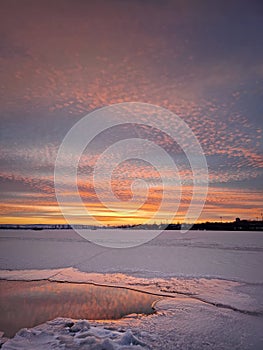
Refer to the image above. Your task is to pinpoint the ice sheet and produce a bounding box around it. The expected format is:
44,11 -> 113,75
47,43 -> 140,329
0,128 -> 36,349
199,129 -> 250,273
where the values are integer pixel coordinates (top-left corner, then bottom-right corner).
0,229 -> 262,283
1,229 -> 263,349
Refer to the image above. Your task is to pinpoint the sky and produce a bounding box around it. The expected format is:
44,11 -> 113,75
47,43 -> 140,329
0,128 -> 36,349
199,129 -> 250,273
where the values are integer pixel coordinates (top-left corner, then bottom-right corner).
0,0 -> 262,225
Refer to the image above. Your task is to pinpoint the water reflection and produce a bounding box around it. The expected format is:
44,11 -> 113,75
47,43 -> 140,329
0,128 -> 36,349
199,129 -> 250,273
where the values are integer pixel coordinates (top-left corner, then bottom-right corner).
0,280 -> 157,338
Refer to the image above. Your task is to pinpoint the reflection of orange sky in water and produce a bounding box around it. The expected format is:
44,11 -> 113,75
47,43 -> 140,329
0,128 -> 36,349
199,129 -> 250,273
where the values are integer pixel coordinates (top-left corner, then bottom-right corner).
0,280 -> 157,338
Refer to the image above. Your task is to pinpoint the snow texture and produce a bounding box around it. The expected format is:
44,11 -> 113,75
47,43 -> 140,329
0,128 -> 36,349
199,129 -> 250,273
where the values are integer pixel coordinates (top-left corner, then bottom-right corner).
2,318 -> 149,350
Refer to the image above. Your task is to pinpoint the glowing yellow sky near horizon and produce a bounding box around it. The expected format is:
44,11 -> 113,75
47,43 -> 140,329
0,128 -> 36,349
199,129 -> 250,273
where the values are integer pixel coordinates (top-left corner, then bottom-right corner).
1,185 -> 262,225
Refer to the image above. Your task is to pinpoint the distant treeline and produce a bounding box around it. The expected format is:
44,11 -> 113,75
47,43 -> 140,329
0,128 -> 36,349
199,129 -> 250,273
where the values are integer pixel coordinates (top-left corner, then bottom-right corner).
115,219 -> 263,231
167,219 -> 263,231
0,219 -> 262,231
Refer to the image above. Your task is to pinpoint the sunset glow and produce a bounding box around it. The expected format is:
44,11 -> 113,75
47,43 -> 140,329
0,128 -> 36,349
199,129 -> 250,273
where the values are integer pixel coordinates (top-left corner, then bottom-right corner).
1,0 -> 262,225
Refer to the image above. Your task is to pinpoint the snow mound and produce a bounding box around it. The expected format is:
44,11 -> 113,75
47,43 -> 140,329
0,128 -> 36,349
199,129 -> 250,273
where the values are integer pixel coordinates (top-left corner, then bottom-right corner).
2,318 -> 150,350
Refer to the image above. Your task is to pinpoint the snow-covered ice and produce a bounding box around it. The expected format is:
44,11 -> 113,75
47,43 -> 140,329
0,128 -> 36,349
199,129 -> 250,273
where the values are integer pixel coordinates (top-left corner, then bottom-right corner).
1,229 -> 262,283
0,229 -> 263,349
2,318 -> 150,350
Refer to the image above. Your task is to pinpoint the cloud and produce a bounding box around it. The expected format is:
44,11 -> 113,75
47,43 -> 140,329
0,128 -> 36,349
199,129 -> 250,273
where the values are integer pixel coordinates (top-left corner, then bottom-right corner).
0,0 -> 262,224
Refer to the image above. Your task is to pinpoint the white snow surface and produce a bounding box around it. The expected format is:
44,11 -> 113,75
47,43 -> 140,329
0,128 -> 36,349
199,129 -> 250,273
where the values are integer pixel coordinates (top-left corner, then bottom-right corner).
2,318 -> 149,350
0,229 -> 262,282
0,229 -> 263,349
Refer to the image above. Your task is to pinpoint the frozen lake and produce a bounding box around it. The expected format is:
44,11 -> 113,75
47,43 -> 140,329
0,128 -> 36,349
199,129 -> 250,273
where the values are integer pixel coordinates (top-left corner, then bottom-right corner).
0,229 -> 263,349
0,229 -> 262,282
